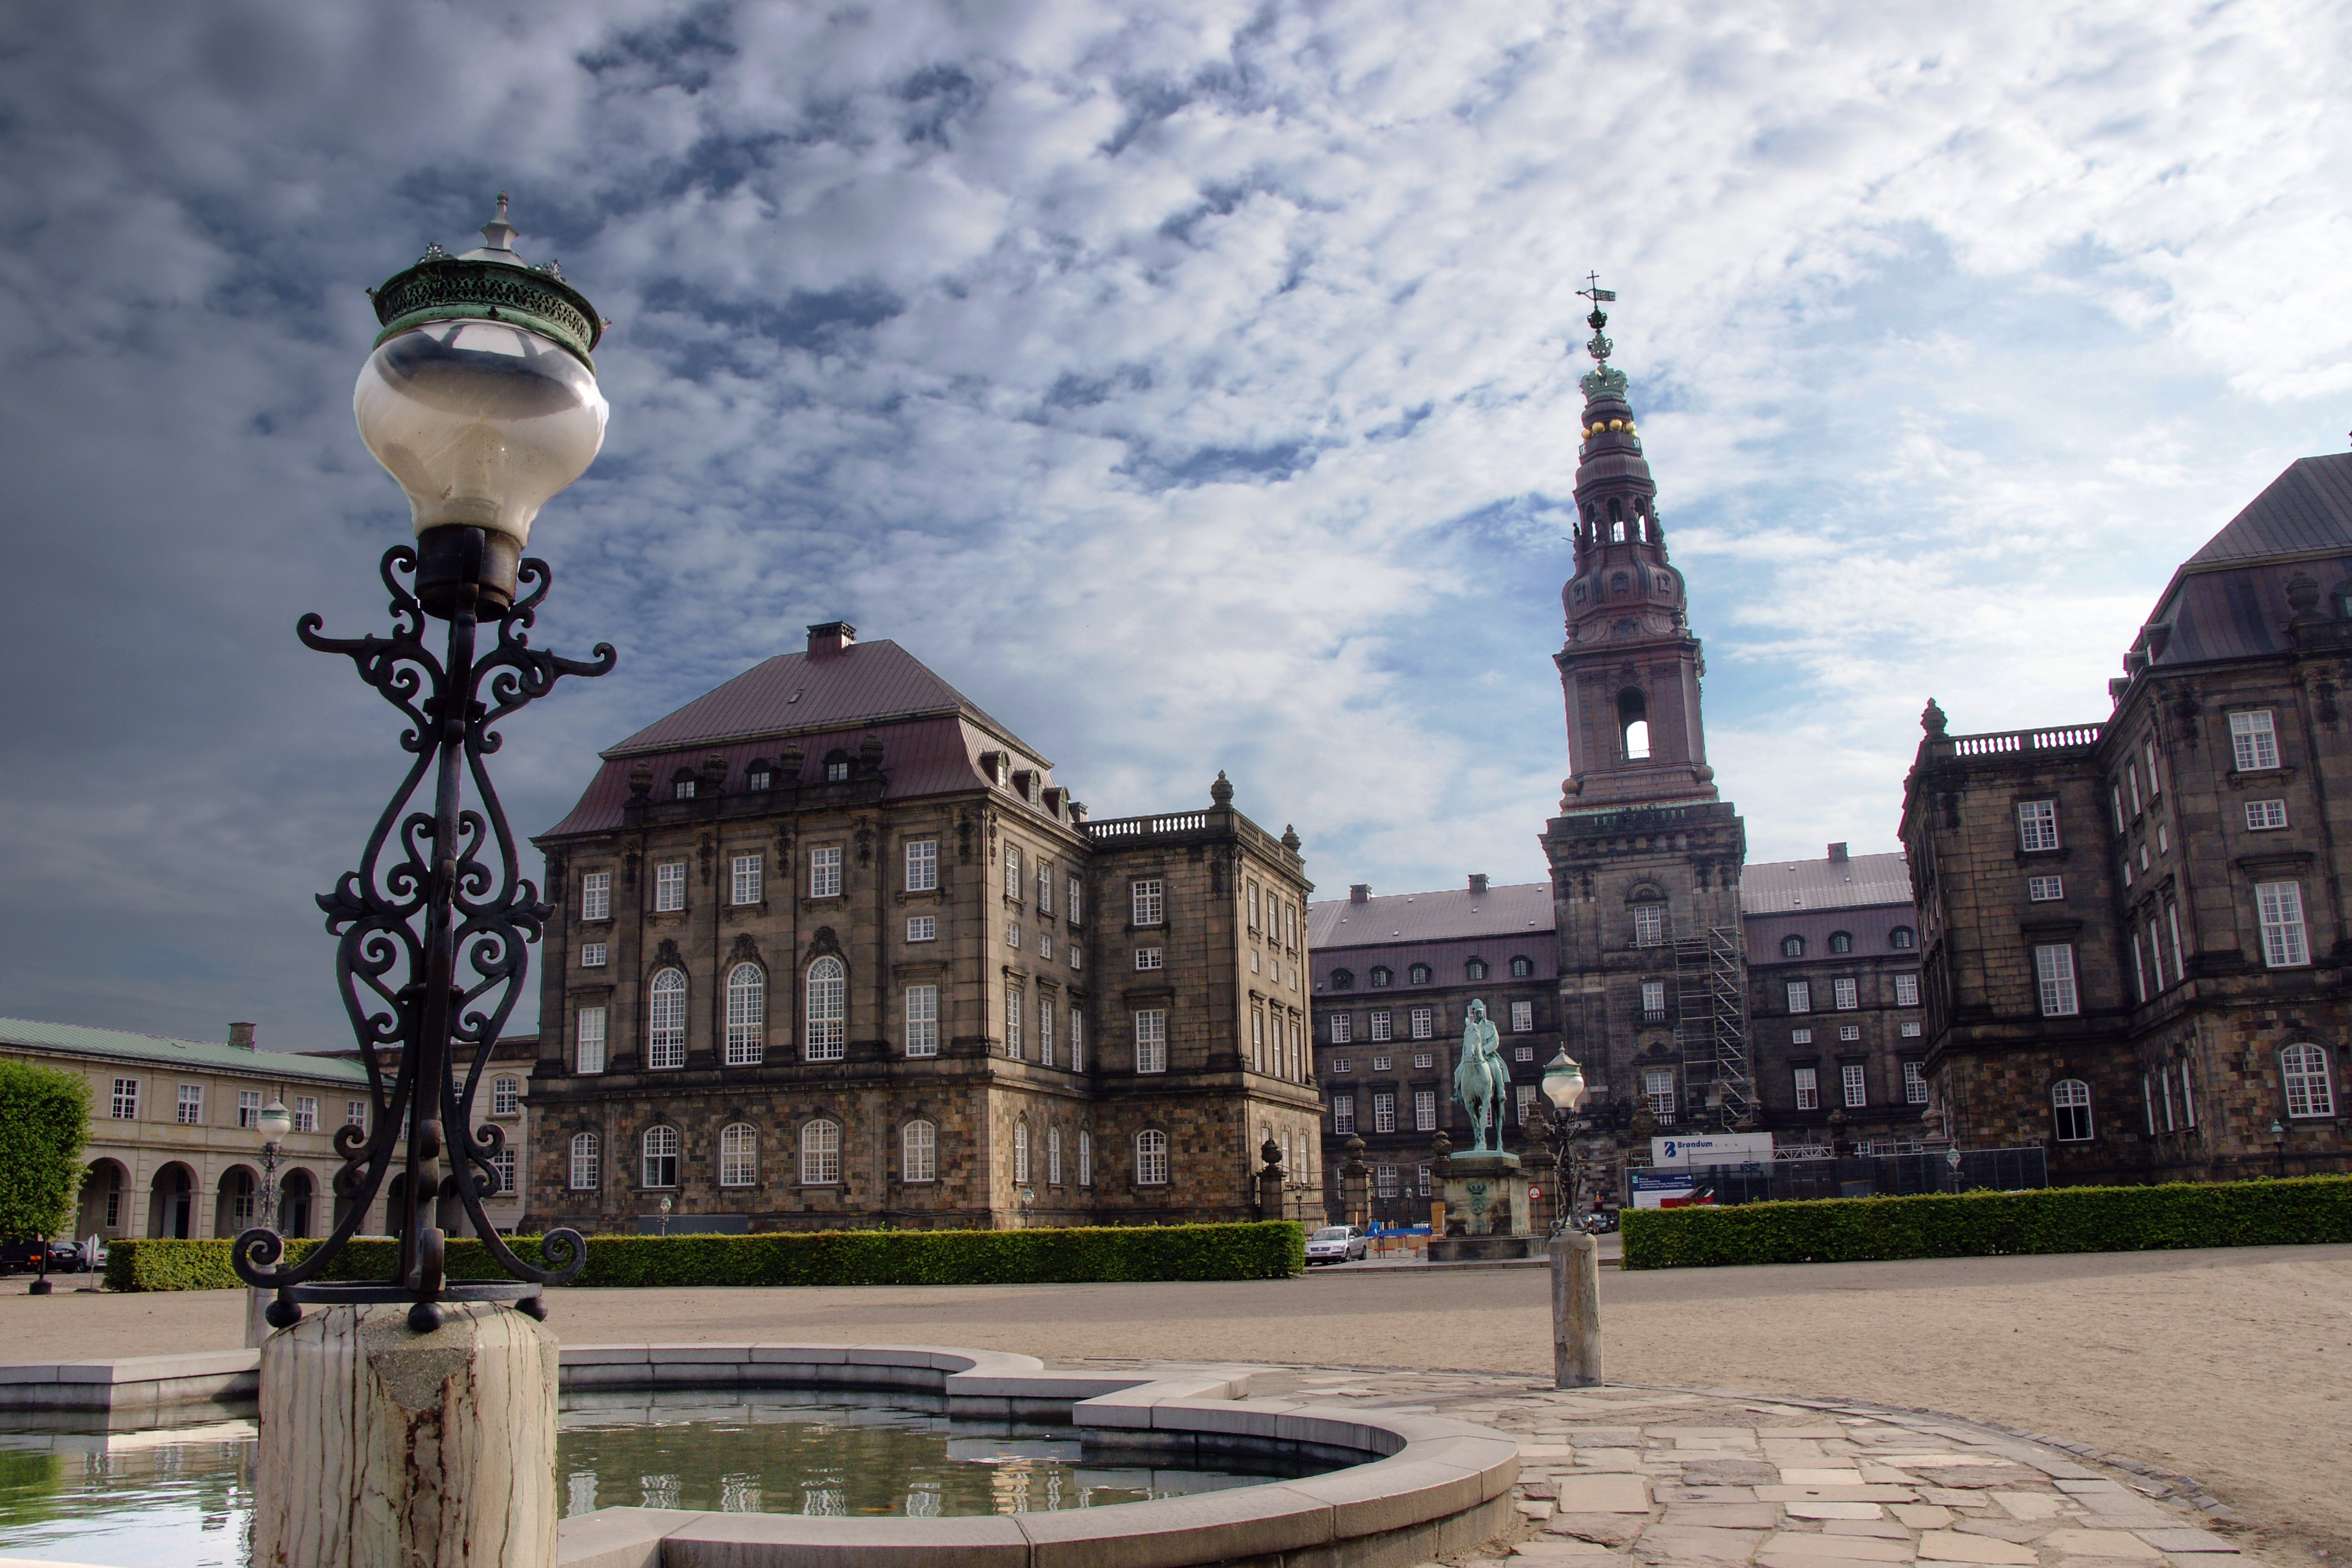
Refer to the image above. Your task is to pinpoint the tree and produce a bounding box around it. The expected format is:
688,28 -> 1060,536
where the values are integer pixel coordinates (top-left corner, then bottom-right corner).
0,1059 -> 91,1240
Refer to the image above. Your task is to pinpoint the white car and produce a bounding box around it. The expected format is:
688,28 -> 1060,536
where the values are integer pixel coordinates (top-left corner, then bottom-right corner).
1305,1225 -> 1367,1265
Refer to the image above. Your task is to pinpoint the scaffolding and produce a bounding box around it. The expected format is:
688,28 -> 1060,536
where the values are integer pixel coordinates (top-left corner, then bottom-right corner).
1673,928 -> 1751,1129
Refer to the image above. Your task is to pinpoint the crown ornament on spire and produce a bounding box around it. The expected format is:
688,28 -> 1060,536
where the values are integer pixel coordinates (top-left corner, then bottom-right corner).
1576,273 -> 1627,400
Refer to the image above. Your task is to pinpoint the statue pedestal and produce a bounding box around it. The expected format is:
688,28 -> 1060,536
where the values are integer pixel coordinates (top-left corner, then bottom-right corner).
1430,1153 -> 1538,1262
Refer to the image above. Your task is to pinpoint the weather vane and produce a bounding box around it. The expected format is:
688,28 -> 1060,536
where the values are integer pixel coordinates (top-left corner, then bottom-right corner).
1576,274 -> 1615,366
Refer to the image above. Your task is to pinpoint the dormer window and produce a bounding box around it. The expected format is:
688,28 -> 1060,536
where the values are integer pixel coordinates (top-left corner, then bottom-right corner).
1891,927 -> 1917,950
747,763 -> 774,791
1369,966 -> 1393,988
1408,964 -> 1431,986
1510,956 -> 1532,978
1466,959 -> 1487,981
1329,969 -> 1354,990
1782,935 -> 1805,958
823,749 -> 852,783
1829,932 -> 1854,955
671,770 -> 697,801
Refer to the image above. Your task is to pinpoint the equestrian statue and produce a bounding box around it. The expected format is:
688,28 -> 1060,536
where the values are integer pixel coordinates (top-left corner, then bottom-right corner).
1452,998 -> 1510,1155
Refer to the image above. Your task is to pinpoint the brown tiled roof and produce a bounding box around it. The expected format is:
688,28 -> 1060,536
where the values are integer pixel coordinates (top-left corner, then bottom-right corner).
603,640 -> 1022,759
1738,853 -> 1913,916
1308,882 -> 1555,951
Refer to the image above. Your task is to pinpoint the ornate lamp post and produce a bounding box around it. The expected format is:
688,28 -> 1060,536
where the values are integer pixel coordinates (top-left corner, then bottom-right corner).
1539,1049 -> 1600,1389
256,1098 -> 292,1231
231,195 -> 616,1568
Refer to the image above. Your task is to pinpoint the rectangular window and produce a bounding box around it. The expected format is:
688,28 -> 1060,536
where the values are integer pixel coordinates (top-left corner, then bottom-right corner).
1901,1020 -> 1923,1038
1904,1061 -> 1928,1104
491,1076 -> 520,1117
1068,876 -> 1083,923
570,1137 -> 600,1191
1251,1009 -> 1265,1071
1838,1024 -> 1861,1042
1894,973 -> 1920,1007
293,1095 -> 318,1133
2247,799 -> 2289,831
581,942 -> 607,967
2035,945 -> 2080,1017
1633,905 -> 1664,946
2230,709 -> 2280,771
110,1079 -> 138,1119
731,853 -> 763,905
2146,739 -> 2160,797
1642,1069 -> 1676,1121
1048,1128 -> 1063,1186
580,870 -> 610,922
1640,980 -> 1666,1020
810,846 -> 842,899
1069,1008 -> 1085,1072
905,839 -> 938,891
2167,902 -> 2186,986
1416,1162 -> 1431,1197
1331,1013 -> 1353,1044
1370,1010 -> 1392,1041
2128,763 -> 2143,818
1331,1057 -> 1352,1073
347,1099 -> 368,1131
2161,1064 -> 2177,1131
2182,1061 -> 2197,1127
1131,879 -> 1163,925
1786,981 -> 1811,1014
1373,1054 -> 1391,1072
1842,1064 -> 1868,1107
2111,785 -> 2126,834
177,1084 -> 203,1125
1373,1092 -> 1396,1133
1409,1007 -> 1432,1040
1333,1094 -> 1355,1134
1414,1089 -> 1437,1131
1037,863 -> 1053,914
1791,1027 -> 1813,1044
1375,1164 -> 1399,1199
1038,997 -> 1054,1065
1006,923 -> 1021,949
1078,1129 -> 1092,1186
1510,1000 -> 1534,1032
1005,989 -> 1023,1057
2256,880 -> 2311,968
1135,946 -> 1162,970
1134,1009 -> 1167,1073
1004,845 -> 1021,901
2131,931 -> 2149,1004
1516,1084 -> 1537,1125
1794,1067 -> 1819,1110
1833,978 -> 1859,1010
654,861 -> 685,912
236,1091 -> 262,1129
1413,1052 -> 1433,1069
577,1006 -> 607,1074
2028,874 -> 2064,902
2017,799 -> 2060,852
907,916 -> 937,943
1513,1044 -> 1534,1063
1287,905 -> 1298,948
1070,941 -> 1081,970
1248,882 -> 1261,930
1039,931 -> 1053,962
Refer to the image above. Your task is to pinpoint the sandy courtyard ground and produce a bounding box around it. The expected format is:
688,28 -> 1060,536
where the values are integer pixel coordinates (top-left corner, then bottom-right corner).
6,1242 -> 2347,1561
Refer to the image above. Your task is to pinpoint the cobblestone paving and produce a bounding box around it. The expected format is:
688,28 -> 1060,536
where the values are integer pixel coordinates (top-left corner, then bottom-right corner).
1085,1363 -> 2274,1568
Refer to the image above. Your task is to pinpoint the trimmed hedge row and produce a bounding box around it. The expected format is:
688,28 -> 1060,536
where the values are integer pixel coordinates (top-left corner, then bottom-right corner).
105,1221 -> 1306,1293
1620,1175 -> 2352,1270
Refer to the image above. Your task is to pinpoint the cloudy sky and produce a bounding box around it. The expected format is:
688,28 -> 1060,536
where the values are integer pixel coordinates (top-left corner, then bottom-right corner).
3,1 -> 2348,1051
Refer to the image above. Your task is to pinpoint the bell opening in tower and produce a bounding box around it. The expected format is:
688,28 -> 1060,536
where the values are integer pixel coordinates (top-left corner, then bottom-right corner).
1618,689 -> 1651,761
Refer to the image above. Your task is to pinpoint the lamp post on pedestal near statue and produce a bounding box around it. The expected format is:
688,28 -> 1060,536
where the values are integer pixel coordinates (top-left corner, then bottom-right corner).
230,195 -> 618,1568
1540,1050 -> 1600,1389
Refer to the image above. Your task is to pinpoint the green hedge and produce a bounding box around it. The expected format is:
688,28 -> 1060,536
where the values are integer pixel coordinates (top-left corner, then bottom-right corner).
1620,1175 -> 2352,1270
105,1221 -> 1306,1292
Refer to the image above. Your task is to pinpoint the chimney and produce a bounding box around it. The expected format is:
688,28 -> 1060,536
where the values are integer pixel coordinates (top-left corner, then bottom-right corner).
1827,842 -> 1849,862
1468,873 -> 1489,895
1349,884 -> 1370,904
228,1022 -> 256,1050
806,621 -> 856,656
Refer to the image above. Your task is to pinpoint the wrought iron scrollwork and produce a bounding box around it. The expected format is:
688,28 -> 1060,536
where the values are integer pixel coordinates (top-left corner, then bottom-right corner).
232,546 -> 613,1331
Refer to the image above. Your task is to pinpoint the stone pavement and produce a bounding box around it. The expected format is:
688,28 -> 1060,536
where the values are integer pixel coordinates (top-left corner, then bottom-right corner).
1183,1366 -> 2267,1568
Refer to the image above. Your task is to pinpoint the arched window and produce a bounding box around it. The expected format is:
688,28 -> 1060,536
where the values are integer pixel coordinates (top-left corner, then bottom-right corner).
801,1119 -> 841,1184
726,964 -> 765,1065
1329,970 -> 1354,990
1048,1126 -> 1063,1185
1510,956 -> 1533,978
641,1126 -> 679,1188
1618,689 -> 1650,761
806,956 -> 846,1061
1135,1128 -> 1169,1186
902,1120 -> 937,1183
1781,935 -> 1806,958
1466,959 -> 1488,981
2283,1043 -> 2336,1118
1891,927 -> 1917,950
647,970 -> 687,1070
2051,1080 -> 2093,1142
1829,932 -> 1854,955
1408,963 -> 1432,986
1014,1120 -> 1031,1184
1078,1129 -> 1093,1186
1369,967 -> 1392,988
569,1133 -> 600,1190
718,1123 -> 758,1187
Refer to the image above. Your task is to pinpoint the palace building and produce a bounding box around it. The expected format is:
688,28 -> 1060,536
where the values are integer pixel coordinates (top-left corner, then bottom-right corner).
523,623 -> 1322,1233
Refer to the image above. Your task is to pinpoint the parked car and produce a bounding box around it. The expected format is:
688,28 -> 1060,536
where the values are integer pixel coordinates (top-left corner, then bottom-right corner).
1305,1225 -> 1368,1266
0,1237 -> 82,1274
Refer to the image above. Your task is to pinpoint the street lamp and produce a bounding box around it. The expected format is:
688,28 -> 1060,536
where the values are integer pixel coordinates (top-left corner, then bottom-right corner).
2271,1118 -> 2287,1178
230,195 -> 611,1335
1539,1049 -> 1589,1233
257,1098 -> 292,1232
1539,1049 -> 1600,1390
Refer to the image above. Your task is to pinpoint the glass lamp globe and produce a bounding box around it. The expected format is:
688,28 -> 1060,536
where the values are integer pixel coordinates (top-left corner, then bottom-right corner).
259,1099 -> 293,1142
1540,1050 -> 1588,1114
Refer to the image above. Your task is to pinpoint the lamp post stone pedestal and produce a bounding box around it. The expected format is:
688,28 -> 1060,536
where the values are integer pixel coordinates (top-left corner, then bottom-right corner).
1550,1229 -> 1602,1388
257,1303 -> 559,1568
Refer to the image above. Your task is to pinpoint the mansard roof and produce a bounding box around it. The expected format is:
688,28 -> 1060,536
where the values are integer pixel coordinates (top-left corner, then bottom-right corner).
2181,455 -> 2352,569
1308,882 -> 1555,952
603,639 -> 1022,758
2141,455 -> 2352,669
1738,852 -> 1913,917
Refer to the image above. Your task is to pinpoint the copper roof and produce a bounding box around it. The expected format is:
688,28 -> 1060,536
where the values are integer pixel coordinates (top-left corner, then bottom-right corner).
1738,852 -> 1913,916
0,1017 -> 369,1085
603,640 -> 1024,759
1308,881 -> 1555,951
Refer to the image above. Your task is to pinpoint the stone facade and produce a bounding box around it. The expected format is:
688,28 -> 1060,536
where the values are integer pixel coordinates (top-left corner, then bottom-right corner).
1901,455 -> 2352,1183
1306,879 -> 1564,1226
525,624 -> 1321,1233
